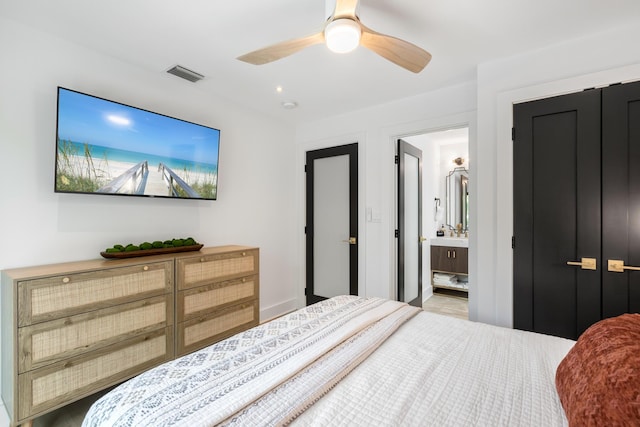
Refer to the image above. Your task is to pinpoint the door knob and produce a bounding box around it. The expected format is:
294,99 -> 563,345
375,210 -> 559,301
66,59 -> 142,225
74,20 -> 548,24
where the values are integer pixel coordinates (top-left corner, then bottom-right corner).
566,257 -> 597,270
608,259 -> 640,273
341,237 -> 357,245
419,236 -> 427,243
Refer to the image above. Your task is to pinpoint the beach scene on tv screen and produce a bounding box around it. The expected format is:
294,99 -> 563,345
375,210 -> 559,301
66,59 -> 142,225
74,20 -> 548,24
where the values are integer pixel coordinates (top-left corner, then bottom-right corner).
55,88 -> 220,199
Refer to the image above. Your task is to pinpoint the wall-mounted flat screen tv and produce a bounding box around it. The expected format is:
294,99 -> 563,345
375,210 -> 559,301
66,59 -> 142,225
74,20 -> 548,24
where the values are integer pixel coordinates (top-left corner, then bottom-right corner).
55,87 -> 220,200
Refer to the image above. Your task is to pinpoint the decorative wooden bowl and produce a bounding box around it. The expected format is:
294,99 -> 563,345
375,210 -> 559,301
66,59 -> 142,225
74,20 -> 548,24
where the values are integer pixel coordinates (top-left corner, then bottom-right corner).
100,244 -> 203,259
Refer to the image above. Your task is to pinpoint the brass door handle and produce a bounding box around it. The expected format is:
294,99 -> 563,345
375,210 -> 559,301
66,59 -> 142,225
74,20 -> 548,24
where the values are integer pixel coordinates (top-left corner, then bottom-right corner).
342,237 -> 357,245
566,257 -> 597,270
608,259 -> 640,273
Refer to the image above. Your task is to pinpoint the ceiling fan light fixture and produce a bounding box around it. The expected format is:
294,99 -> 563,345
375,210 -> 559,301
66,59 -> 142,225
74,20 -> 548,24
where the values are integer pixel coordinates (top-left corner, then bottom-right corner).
324,18 -> 361,53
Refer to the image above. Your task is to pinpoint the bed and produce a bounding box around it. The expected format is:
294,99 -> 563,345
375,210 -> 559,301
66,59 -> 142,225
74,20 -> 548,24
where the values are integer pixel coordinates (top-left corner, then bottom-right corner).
81,295 -> 640,426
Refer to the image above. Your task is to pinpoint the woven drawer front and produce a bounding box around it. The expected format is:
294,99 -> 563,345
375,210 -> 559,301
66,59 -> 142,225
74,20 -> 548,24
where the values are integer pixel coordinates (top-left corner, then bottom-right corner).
178,300 -> 258,355
179,275 -> 258,322
19,328 -> 171,420
19,295 -> 171,373
19,261 -> 172,326
179,250 -> 257,290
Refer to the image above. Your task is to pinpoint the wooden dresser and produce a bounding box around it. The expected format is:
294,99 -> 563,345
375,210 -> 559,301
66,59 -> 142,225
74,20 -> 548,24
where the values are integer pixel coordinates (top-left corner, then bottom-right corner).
1,245 -> 259,427
175,247 -> 259,356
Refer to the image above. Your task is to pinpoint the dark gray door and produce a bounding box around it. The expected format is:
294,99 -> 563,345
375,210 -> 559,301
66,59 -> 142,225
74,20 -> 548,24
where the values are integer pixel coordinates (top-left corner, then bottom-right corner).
397,139 -> 423,307
305,143 -> 358,305
602,81 -> 640,317
513,89 -> 601,340
514,80 -> 640,340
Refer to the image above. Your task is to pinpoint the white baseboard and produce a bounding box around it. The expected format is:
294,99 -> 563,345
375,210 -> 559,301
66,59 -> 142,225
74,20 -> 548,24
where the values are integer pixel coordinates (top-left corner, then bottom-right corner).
0,401 -> 9,427
422,285 -> 434,303
260,298 -> 299,323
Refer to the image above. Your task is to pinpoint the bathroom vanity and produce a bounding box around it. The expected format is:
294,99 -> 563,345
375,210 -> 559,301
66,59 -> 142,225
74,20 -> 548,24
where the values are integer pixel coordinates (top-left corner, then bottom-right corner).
430,237 -> 468,292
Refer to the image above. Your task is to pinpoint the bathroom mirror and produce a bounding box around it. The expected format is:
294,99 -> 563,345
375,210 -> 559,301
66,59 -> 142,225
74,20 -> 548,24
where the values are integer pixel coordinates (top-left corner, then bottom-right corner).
446,167 -> 469,231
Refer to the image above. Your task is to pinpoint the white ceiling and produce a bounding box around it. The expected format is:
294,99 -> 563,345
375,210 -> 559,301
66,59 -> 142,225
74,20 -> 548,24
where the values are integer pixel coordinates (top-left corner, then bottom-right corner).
3,0 -> 640,124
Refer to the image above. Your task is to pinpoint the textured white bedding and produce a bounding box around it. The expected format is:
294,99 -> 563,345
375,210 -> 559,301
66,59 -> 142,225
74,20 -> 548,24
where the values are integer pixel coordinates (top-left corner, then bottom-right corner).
82,297 -> 417,427
82,296 -> 574,426
293,310 -> 575,427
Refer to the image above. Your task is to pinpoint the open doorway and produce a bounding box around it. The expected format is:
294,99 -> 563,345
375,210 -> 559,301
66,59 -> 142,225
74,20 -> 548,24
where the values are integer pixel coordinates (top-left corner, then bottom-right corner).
401,126 -> 469,319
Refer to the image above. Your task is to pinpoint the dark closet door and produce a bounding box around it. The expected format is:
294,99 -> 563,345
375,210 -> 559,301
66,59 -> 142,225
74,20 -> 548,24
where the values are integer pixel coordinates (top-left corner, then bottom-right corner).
513,89 -> 602,340
602,81 -> 640,316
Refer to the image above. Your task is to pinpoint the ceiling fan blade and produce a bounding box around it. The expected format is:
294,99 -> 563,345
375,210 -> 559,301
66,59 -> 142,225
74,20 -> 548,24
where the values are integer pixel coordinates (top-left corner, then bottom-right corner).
237,32 -> 324,65
360,24 -> 432,73
333,0 -> 359,19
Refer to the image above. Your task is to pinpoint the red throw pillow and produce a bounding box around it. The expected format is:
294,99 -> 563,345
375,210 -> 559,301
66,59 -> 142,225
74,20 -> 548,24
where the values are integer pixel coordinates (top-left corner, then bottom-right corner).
555,313 -> 640,426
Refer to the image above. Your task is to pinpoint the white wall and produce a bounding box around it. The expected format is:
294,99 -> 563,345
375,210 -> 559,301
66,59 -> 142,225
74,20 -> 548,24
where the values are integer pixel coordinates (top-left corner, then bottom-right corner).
0,17 -> 299,401
475,23 -> 640,327
295,83 -> 477,307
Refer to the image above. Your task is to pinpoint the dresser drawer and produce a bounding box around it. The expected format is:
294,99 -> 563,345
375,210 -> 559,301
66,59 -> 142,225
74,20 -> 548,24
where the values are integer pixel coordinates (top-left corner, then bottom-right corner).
18,294 -> 173,373
177,275 -> 258,323
176,300 -> 259,356
177,249 -> 258,290
18,327 -> 173,421
18,261 -> 173,326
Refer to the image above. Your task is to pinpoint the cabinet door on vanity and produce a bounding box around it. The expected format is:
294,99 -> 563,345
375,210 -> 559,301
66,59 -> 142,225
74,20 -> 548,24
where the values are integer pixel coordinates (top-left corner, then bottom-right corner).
431,246 -> 468,274
175,247 -> 260,356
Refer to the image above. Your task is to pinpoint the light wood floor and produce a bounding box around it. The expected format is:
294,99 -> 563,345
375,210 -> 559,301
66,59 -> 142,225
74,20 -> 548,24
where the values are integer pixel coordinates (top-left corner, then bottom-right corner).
15,292 -> 468,427
422,289 -> 469,320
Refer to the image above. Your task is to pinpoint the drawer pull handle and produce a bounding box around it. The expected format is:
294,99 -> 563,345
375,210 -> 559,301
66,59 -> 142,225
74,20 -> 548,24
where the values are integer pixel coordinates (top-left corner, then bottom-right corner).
242,252 -> 246,256
62,277 -> 70,283
143,265 -> 149,271
447,250 -> 451,258
200,258 -> 206,262
64,361 -> 72,368
64,319 -> 72,326
242,277 -> 247,283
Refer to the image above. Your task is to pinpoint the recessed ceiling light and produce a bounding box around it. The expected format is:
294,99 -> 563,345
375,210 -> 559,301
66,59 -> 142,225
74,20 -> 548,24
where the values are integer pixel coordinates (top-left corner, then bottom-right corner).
281,100 -> 298,109
276,86 -> 283,93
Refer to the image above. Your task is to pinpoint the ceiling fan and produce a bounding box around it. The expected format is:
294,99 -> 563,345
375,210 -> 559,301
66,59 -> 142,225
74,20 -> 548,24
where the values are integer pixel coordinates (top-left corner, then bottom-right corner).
237,0 -> 432,73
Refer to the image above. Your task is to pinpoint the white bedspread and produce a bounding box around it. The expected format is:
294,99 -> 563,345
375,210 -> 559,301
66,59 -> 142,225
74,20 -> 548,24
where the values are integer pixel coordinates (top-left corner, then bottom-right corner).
82,296 -> 418,427
293,310 -> 574,427
82,296 -> 574,427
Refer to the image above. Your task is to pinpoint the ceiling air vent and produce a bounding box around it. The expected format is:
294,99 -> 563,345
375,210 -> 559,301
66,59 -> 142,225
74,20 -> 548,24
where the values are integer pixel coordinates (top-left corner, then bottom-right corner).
166,65 -> 205,83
